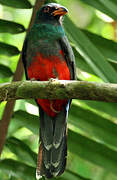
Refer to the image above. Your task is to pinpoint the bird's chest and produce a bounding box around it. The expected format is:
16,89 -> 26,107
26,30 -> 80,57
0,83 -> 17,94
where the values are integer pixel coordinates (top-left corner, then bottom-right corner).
27,40 -> 70,81
27,49 -> 70,81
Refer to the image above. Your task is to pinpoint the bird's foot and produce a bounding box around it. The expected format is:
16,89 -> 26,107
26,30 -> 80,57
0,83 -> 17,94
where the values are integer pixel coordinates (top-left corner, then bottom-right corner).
49,78 -> 59,84
30,77 -> 36,81
49,78 -> 58,82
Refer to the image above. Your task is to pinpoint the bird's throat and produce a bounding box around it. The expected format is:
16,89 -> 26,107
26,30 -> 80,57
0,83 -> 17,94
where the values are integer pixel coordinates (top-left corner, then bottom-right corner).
29,23 -> 65,41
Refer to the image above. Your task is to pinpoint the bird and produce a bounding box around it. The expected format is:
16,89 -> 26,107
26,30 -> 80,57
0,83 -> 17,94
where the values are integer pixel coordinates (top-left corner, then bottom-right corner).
22,3 -> 76,179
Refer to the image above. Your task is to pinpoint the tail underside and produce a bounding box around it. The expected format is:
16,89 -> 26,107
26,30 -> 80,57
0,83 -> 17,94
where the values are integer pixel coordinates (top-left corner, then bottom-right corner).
36,106 -> 68,179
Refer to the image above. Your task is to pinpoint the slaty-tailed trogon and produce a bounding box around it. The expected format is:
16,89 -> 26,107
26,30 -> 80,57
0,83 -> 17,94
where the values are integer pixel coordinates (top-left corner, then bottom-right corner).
22,3 -> 76,179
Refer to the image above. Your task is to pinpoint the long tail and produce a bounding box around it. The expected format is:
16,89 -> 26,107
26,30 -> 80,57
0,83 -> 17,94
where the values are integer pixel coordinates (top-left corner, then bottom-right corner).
36,105 -> 68,179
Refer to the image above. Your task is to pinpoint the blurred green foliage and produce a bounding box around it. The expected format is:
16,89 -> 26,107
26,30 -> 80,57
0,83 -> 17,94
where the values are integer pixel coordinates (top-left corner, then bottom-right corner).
0,0 -> 117,180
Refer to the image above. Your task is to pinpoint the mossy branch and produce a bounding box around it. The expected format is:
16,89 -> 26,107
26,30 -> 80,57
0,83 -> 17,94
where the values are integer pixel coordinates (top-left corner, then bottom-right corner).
0,80 -> 117,102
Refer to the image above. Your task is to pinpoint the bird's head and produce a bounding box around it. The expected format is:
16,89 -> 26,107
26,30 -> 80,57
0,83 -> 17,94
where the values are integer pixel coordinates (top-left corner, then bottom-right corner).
35,3 -> 68,24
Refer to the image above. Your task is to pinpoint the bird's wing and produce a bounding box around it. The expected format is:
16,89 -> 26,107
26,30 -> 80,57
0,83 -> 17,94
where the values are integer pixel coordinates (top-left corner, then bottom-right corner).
22,38 -> 29,80
59,35 -> 76,80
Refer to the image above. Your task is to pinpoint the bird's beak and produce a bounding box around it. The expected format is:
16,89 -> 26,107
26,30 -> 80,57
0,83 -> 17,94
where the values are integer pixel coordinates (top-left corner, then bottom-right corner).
52,7 -> 68,16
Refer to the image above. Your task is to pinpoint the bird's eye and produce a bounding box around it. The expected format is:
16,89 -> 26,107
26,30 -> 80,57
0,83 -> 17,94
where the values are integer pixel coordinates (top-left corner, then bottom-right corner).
43,6 -> 50,13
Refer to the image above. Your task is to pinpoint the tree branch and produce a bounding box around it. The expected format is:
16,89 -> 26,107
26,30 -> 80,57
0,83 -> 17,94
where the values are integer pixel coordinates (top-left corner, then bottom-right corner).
0,80 -> 117,102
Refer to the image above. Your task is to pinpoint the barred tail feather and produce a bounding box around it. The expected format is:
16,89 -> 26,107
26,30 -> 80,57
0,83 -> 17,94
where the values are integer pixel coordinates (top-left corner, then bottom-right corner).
36,105 -> 68,179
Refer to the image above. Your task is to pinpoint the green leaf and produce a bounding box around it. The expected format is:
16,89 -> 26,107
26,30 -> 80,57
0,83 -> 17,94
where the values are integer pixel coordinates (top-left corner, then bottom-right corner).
72,30 -> 117,77
9,177 -> 17,180
68,130 -> 117,176
73,46 -> 96,75
8,117 -> 22,137
80,100 -> 117,119
64,17 -> 117,83
83,30 -> 117,63
0,159 -> 36,180
5,137 -> 37,167
0,64 -> 13,78
11,110 -> 39,135
0,19 -> 25,34
62,170 -> 91,180
80,0 -> 117,20
0,42 -> 20,56
72,30 -> 117,75
69,104 -> 117,150
0,0 -> 32,9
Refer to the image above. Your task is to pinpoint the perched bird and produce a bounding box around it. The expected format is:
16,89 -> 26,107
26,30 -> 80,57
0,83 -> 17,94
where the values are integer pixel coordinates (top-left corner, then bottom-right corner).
22,3 -> 76,179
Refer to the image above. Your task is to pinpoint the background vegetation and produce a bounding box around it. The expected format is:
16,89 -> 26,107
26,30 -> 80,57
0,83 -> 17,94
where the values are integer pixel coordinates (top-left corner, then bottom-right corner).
0,0 -> 117,179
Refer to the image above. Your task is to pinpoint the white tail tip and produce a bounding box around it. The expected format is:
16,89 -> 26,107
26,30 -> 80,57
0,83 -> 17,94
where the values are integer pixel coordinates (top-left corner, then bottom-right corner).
36,170 -> 42,180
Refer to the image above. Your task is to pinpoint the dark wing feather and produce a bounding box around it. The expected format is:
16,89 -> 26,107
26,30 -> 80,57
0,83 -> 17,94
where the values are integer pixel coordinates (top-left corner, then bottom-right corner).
59,35 -> 76,80
22,38 -> 29,80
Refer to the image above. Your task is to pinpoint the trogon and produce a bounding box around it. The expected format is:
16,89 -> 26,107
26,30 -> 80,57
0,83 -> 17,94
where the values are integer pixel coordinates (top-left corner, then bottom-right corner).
22,3 -> 76,179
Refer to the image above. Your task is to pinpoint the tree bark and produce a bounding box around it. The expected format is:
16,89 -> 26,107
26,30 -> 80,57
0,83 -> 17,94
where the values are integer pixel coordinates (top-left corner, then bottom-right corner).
0,80 -> 117,102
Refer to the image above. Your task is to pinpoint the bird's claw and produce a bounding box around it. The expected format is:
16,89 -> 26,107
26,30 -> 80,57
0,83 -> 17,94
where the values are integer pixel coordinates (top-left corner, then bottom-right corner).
30,78 -> 36,81
49,78 -> 58,83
